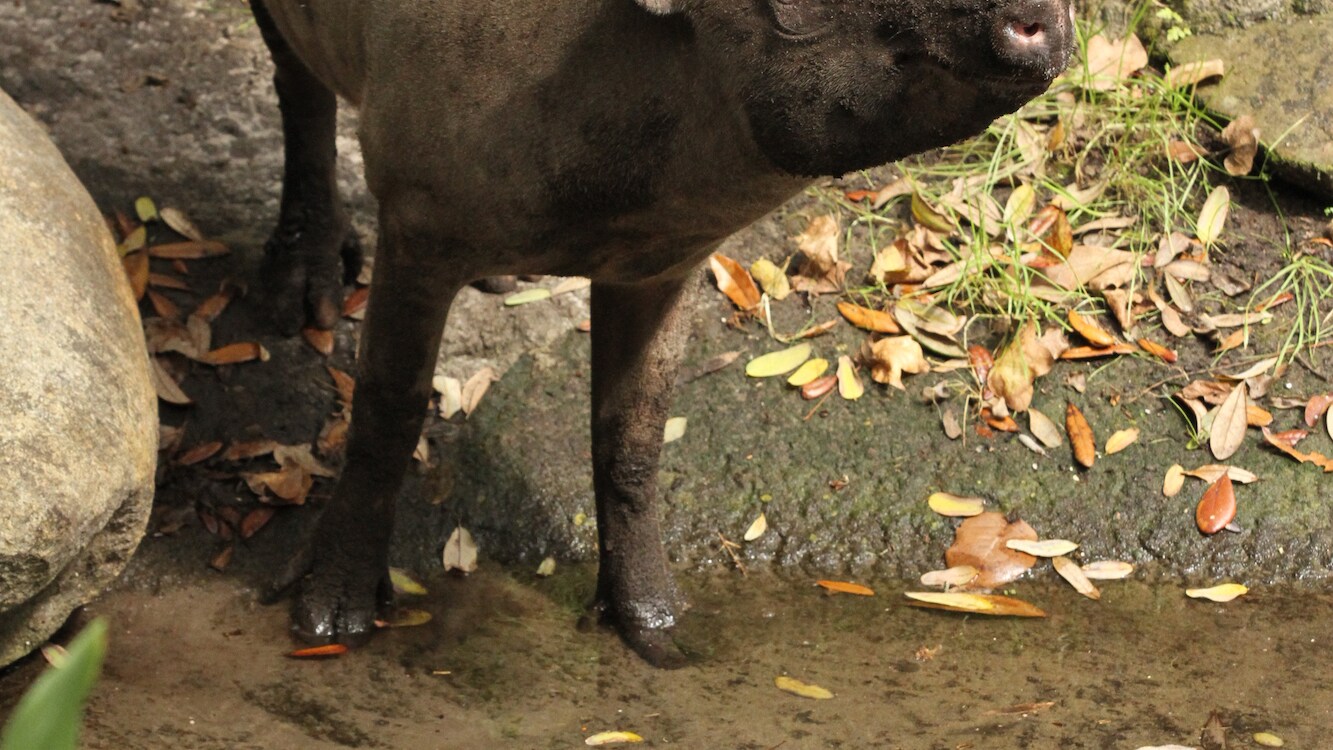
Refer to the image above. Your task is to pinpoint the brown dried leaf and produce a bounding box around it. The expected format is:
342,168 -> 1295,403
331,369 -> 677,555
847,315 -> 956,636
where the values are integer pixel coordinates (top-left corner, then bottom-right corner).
1165,58 -> 1225,88
1028,408 -> 1063,448
1069,309 -> 1116,347
1077,34 -> 1149,90
122,251 -> 149,301
1221,115 -> 1259,176
863,336 -> 928,390
1196,474 -> 1237,535
944,512 -> 1039,589
905,591 -> 1046,617
302,327 -> 334,356
197,341 -> 269,366
240,507 -> 276,539
1053,556 -> 1101,600
148,240 -> 230,259
791,215 -> 849,293
150,356 -> 192,405
1261,427 -> 1333,471
708,253 -> 761,311
1209,382 -> 1248,460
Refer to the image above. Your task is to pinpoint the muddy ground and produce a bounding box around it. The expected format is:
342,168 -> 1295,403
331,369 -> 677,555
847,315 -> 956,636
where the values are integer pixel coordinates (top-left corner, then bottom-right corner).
2,1 -> 1333,748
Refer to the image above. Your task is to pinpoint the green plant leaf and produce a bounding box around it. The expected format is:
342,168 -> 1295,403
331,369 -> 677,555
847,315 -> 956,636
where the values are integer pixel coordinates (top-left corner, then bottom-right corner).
1,618 -> 107,750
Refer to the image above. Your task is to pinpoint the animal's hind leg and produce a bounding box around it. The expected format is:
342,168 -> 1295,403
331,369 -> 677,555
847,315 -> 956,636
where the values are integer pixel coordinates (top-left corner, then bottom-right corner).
251,0 -> 359,335
588,275 -> 694,669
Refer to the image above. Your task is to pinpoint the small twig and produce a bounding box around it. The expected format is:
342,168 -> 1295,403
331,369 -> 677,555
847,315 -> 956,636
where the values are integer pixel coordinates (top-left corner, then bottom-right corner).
716,531 -> 746,577
802,388 -> 835,421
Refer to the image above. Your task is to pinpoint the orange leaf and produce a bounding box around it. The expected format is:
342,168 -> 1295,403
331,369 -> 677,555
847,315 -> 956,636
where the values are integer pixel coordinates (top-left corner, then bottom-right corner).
1196,474 -> 1236,534
905,592 -> 1047,617
192,288 -> 234,322
836,301 -> 900,333
1137,338 -> 1178,363
1245,405 -> 1273,428
1304,394 -> 1333,427
175,441 -> 222,466
240,507 -> 276,539
343,286 -> 369,319
1068,310 -> 1116,347
1262,427 -> 1333,471
1059,343 -> 1138,359
148,272 -> 191,291
147,290 -> 180,320
800,374 -> 838,400
1066,402 -> 1096,468
709,253 -> 761,311
287,644 -> 348,658
302,327 -> 334,356
816,580 -> 875,596
982,409 -> 1019,433
148,240 -> 230,259
198,342 -> 269,366
328,366 -> 356,407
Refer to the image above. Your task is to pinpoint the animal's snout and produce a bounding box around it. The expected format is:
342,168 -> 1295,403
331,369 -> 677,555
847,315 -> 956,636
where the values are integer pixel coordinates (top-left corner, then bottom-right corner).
992,0 -> 1075,80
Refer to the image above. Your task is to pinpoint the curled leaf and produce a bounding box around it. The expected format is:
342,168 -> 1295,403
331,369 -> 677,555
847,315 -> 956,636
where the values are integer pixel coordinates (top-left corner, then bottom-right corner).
709,253 -> 761,311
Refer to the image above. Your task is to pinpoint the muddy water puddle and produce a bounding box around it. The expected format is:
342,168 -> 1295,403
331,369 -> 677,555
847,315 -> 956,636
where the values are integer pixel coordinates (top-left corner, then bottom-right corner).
2,567 -> 1329,749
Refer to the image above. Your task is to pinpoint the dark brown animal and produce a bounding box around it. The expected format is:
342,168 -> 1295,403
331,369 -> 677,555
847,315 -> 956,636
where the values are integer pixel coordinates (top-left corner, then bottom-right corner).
251,0 -> 1074,667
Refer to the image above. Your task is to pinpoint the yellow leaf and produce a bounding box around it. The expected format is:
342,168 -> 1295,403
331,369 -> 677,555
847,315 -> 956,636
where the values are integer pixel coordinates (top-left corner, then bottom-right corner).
1196,185 -> 1230,248
503,288 -> 551,306
160,206 -> 204,241
376,608 -> 432,628
911,192 -> 955,233
1005,539 -> 1079,557
135,195 -> 159,222
743,512 -> 767,542
836,355 -> 863,400
1252,731 -> 1285,747
585,731 -> 644,746
1186,583 -> 1248,602
389,567 -> 428,596
904,591 -> 1046,617
1080,560 -> 1135,580
1003,183 -> 1037,227
927,492 -> 985,517
536,556 -> 557,576
774,675 -> 834,700
745,343 -> 812,378
816,580 -> 875,596
662,416 -> 687,444
1163,464 -> 1185,497
1104,427 -> 1139,455
786,358 -> 829,386
750,258 -> 791,300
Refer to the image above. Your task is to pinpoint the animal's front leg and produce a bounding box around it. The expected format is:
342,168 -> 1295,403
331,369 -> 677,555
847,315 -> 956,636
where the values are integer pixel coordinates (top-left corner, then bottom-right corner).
589,275 -> 694,668
286,218 -> 460,645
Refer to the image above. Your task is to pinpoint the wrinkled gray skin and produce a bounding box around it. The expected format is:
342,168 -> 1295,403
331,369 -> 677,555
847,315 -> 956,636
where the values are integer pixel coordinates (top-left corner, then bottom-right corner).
252,0 -> 1073,667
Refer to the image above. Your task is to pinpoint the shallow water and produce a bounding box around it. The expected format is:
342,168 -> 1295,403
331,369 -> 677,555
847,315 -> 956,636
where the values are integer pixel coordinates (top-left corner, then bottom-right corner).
2,565 -> 1327,749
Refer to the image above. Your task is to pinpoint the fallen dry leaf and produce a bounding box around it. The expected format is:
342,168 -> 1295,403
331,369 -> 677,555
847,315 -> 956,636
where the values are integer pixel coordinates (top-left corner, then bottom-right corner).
1069,309 -> 1116,347
750,257 -> 791,300
375,608 -> 432,628
160,206 -> 204,241
585,731 -> 645,746
389,568 -> 429,596
774,675 -> 834,700
1209,382 -> 1248,460
1081,560 -> 1135,580
1137,338 -> 1178,363
122,250 -> 149,301
927,492 -> 985,517
1196,185 -> 1230,248
442,526 -> 479,573
1005,539 -> 1078,557
1186,583 -> 1248,602
944,512 -> 1038,589
786,357 -> 829,387
175,440 -> 222,466
1076,34 -> 1149,90
1261,427 -> 1333,471
462,366 -> 499,416
800,374 -> 837,400
1164,58 -> 1225,88
302,327 -> 334,356
1028,408 -> 1063,448
1066,402 -> 1095,468
791,214 -> 849,293
240,507 -> 276,539
743,512 -> 767,542
148,240 -> 229,259
1182,464 -> 1258,484
745,342 -> 811,378
1196,474 -> 1236,535
1104,427 -> 1139,455
837,301 -> 900,333
150,356 -> 192,405
287,644 -> 348,659
1163,464 -> 1186,496
709,253 -> 762,311
836,355 -> 863,400
904,591 -> 1046,617
1053,556 -> 1100,600
1221,114 -> 1259,176
920,566 -> 979,587
816,580 -> 875,596
197,341 -> 269,366
863,336 -> 929,389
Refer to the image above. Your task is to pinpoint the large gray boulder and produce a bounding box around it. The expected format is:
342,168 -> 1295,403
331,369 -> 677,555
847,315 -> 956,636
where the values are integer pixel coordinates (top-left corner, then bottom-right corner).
1170,17 -> 1333,200
0,87 -> 156,666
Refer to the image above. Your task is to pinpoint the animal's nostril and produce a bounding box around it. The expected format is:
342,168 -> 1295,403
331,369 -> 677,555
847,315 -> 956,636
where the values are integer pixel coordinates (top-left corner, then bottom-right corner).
1014,21 -> 1044,39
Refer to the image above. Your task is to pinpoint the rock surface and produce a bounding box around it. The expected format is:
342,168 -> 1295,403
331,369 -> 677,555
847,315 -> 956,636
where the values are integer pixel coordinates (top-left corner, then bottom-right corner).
1170,0 -> 1330,32
0,87 -> 157,667
1172,17 -> 1333,199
